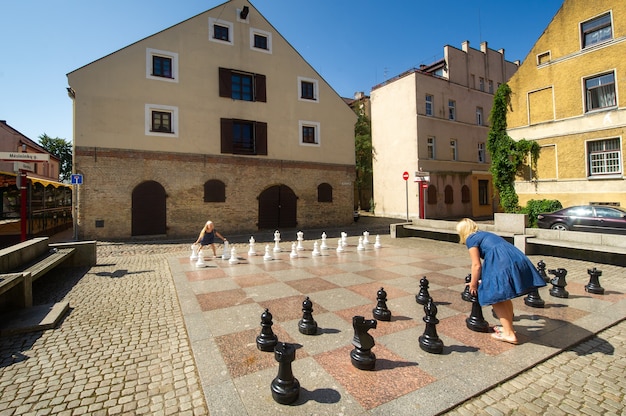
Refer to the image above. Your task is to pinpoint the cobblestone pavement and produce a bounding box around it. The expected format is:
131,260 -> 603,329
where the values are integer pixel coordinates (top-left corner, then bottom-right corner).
0,218 -> 624,415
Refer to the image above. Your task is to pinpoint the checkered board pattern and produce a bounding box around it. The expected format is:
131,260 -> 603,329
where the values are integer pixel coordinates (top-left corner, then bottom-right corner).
170,237 -> 625,414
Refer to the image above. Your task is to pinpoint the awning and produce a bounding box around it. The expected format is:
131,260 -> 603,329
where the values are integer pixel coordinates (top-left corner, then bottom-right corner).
27,176 -> 70,188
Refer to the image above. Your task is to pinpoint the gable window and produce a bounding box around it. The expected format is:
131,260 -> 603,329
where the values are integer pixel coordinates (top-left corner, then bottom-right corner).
317,183 -> 333,202
450,139 -> 457,161
209,17 -> 234,45
448,100 -> 456,120
478,180 -> 489,205
297,77 -> 319,102
588,138 -> 621,176
537,51 -> 551,65
585,72 -> 616,111
425,94 -> 433,116
476,107 -> 484,126
299,120 -> 320,145
444,185 -> 453,204
145,104 -> 178,137
427,137 -> 436,159
220,118 -> 268,155
204,180 -> 226,202
219,68 -> 266,102
146,48 -> 178,82
250,28 -> 272,53
478,142 -> 485,163
582,12 -> 612,48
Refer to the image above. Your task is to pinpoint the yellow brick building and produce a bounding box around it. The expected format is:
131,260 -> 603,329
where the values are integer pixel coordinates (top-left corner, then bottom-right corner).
507,0 -> 626,208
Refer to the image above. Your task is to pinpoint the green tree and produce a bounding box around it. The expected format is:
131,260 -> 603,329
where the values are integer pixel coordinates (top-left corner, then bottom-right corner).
38,134 -> 72,182
487,84 -> 539,212
354,110 -> 375,210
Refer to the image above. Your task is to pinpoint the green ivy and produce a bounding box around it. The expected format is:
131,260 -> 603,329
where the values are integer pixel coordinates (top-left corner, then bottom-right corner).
487,84 -> 540,212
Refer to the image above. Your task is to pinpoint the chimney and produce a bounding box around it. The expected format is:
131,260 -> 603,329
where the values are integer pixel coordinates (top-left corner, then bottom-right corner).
462,40 -> 470,52
480,41 -> 488,53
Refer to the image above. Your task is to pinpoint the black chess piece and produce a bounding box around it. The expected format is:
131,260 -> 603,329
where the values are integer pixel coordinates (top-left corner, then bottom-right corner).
536,260 -> 549,283
415,276 -> 431,305
548,268 -> 569,298
372,287 -> 392,321
256,308 -> 278,352
350,315 -> 377,370
298,296 -> 318,335
461,273 -> 472,302
419,297 -> 444,354
270,342 -> 300,405
585,267 -> 605,295
466,290 -> 490,332
524,289 -> 545,308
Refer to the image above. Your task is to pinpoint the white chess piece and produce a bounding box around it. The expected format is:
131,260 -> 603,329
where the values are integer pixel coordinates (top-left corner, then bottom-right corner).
363,231 -> 370,245
248,236 -> 256,256
336,239 -> 344,253
263,244 -> 273,261
357,236 -> 364,251
320,232 -> 328,250
374,235 -> 382,249
341,232 -> 348,247
195,250 -> 206,267
296,230 -> 304,251
290,242 -> 298,258
190,244 -> 199,261
229,247 -> 238,264
312,241 -> 320,256
222,240 -> 231,260
273,230 -> 282,252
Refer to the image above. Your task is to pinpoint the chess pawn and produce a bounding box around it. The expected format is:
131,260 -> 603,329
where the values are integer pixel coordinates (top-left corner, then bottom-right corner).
466,291 -> 490,332
270,342 -> 300,405
415,276 -> 431,305
524,289 -> 545,308
222,240 -> 231,260
357,236 -> 364,251
298,297 -> 318,335
263,244 -> 273,261
363,231 -> 370,245
350,316 -> 377,370
548,268 -> 569,298
336,239 -> 344,253
461,274 -> 473,302
290,242 -> 298,258
273,230 -> 282,252
536,260 -> 549,283
195,250 -> 206,267
372,287 -> 391,321
256,309 -> 278,352
248,236 -> 256,256
296,231 -> 304,251
320,232 -> 328,250
190,244 -> 199,261
585,267 -> 605,295
419,297 -> 444,354
228,247 -> 238,264
311,241 -> 320,256
341,232 -> 348,247
374,235 -> 382,249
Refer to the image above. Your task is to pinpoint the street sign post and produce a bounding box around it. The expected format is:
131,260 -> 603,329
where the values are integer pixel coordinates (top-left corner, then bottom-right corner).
403,171 -> 409,220
71,174 -> 83,185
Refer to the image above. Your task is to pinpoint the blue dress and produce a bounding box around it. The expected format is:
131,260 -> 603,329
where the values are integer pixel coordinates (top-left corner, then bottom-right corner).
200,230 -> 215,245
466,231 -> 546,306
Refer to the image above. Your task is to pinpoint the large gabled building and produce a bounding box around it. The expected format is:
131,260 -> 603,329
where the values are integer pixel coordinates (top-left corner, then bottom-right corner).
67,0 -> 356,240
508,0 -> 626,208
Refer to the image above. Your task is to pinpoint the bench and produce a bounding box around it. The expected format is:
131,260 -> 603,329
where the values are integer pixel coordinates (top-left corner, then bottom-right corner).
0,272 -> 32,308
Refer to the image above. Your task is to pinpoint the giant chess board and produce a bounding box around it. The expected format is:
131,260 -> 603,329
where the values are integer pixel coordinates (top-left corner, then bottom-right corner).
168,234 -> 626,415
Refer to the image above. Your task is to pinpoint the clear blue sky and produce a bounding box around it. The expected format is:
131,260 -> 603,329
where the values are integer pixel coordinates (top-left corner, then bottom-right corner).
1,0 -> 564,143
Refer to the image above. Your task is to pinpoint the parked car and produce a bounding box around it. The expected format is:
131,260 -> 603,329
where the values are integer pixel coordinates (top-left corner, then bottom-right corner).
536,205 -> 626,234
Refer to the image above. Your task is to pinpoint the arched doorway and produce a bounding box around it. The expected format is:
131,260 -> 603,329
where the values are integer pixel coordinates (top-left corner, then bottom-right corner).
258,185 -> 297,229
132,180 -> 166,236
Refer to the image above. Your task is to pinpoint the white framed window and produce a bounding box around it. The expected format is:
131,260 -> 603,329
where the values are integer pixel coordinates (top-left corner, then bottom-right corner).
299,120 -> 320,146
476,107 -> 484,126
587,137 -> 621,176
425,94 -> 433,116
488,80 -> 494,94
427,137 -> 436,159
585,72 -> 616,112
146,48 -> 178,83
297,76 -> 319,102
581,12 -> 612,48
448,100 -> 456,120
450,139 -> 457,161
250,28 -> 272,54
209,17 -> 234,45
478,142 -> 485,163
479,77 -> 485,92
145,104 -> 178,137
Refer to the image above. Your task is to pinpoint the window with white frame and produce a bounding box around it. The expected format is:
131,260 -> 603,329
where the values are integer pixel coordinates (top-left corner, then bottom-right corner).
585,72 -> 616,112
425,94 -> 433,116
146,49 -> 178,82
448,100 -> 456,120
209,17 -> 234,45
581,12 -> 612,48
587,138 -> 621,176
299,120 -> 320,145
478,142 -> 485,163
488,80 -> 494,94
479,77 -> 485,92
450,139 -> 457,161
250,28 -> 272,53
427,137 -> 436,159
298,77 -> 319,102
145,104 -> 178,137
476,107 -> 484,126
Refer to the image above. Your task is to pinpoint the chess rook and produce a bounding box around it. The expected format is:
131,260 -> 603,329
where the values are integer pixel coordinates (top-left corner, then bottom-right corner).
585,267 -> 605,295
270,342 -> 300,405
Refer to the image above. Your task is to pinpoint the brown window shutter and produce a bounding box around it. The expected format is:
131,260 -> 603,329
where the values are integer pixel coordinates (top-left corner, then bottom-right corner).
220,118 -> 233,153
219,67 -> 232,98
255,121 -> 267,155
255,74 -> 266,102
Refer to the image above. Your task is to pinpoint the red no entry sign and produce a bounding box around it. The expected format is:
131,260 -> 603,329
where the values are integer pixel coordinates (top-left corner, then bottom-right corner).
402,171 -> 409,181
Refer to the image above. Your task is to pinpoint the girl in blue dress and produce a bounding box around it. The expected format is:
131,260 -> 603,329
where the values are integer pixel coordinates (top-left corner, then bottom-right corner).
194,220 -> 226,258
456,218 -> 546,344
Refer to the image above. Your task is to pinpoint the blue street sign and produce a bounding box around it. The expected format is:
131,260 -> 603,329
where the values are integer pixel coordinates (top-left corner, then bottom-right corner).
71,174 -> 83,185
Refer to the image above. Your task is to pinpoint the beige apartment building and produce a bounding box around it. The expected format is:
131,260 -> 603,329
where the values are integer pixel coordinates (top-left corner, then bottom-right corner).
371,42 -> 519,220
507,0 -> 626,208
67,0 -> 356,240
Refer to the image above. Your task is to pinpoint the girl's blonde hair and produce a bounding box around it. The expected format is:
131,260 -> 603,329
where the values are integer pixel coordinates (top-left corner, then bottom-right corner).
456,218 -> 479,244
